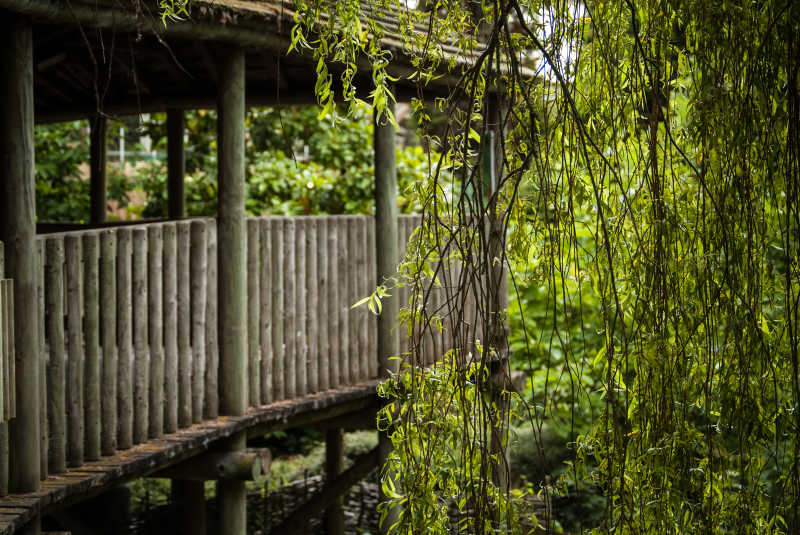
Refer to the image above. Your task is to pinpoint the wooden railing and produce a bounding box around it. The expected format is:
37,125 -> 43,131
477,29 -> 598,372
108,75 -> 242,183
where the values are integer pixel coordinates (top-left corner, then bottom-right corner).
0,215 -> 439,495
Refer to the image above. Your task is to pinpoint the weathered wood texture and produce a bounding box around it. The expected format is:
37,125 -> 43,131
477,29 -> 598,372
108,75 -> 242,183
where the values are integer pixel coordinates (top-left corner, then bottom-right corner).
1,16 -> 41,493
0,382 -> 379,535
33,219 -> 219,476
16,213 -> 442,521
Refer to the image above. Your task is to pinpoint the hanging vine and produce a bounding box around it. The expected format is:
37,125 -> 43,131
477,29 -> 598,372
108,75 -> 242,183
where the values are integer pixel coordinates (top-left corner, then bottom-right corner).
156,0 -> 800,532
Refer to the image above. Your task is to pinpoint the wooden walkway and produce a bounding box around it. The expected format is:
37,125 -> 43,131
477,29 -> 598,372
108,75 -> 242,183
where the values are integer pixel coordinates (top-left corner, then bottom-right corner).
0,382 -> 379,534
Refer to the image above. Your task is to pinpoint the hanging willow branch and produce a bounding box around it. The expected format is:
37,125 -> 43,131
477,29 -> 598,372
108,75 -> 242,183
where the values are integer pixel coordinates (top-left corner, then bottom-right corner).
274,0 -> 800,533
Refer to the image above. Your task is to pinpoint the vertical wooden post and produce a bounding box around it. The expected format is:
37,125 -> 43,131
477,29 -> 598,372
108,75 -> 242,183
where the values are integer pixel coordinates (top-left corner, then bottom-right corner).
148,226 -> 164,437
190,221 -> 208,422
132,229 -> 149,444
65,235 -> 84,467
163,224 -> 179,432
217,45 -> 247,535
484,93 -> 510,495
90,116 -> 108,224
45,238 -> 67,473
83,234 -> 101,460
324,428 -> 345,535
374,98 -> 399,535
177,222 -> 192,428
0,15 -> 41,500
100,230 -> 117,455
167,109 -> 185,219
374,100 -> 399,378
246,219 -> 261,406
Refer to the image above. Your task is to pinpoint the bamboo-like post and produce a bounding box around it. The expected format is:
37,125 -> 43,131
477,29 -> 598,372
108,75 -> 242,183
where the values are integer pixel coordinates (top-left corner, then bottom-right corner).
367,219 -> 377,378
295,219 -> 307,396
190,221 -> 208,422
356,218 -> 369,381
0,249 -> 6,496
162,223 -> 179,432
116,228 -> 134,449
83,233 -> 101,460
90,116 -> 108,224
270,219 -> 285,401
259,219 -> 272,404
204,222 -> 219,418
167,109 -> 185,219
327,219 -> 340,389
246,219 -> 261,406
317,218 -> 330,391
217,46 -> 248,535
148,226 -> 164,437
45,237 -> 66,473
37,240 -> 47,478
306,219 -> 319,393
337,219 -> 350,386
283,218 -> 296,399
375,98 -> 400,535
0,15 -> 41,496
132,229 -> 149,444
34,241 -> 42,470
177,221 -> 192,427
65,235 -> 84,467
324,428 -> 345,535
100,230 -> 117,455
347,217 -> 360,382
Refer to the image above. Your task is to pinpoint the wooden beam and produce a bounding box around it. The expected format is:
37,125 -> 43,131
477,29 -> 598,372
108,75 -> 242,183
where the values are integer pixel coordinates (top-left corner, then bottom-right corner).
271,446 -> 379,535
166,109 -> 185,219
323,429 -> 345,535
0,14 -> 41,498
155,449 -> 271,483
89,116 -> 107,224
217,44 -> 247,535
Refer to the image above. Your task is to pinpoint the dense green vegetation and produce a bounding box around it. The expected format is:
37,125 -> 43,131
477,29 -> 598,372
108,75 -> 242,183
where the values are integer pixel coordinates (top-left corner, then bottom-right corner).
35,104 -> 429,222
279,0 -> 800,533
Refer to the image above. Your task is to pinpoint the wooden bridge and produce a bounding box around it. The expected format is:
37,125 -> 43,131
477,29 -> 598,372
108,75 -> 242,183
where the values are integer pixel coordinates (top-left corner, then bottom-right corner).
0,0 -> 508,532
0,214 -> 462,534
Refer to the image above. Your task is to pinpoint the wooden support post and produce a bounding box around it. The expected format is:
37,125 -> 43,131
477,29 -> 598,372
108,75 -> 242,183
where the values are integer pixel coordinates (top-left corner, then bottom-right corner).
484,93 -> 510,495
374,97 -> 399,535
324,429 -> 345,535
273,446 -> 379,535
89,116 -> 108,224
217,45 -> 247,535
167,109 -> 185,219
1,16 -> 41,534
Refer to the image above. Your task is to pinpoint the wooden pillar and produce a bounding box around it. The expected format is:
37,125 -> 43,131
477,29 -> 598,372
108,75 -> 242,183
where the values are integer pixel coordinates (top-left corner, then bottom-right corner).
167,109 -> 185,219
90,116 -> 108,224
0,14 -> 42,507
374,97 -> 399,535
217,45 -> 247,535
485,93 -> 510,495
324,429 -> 345,535
171,479 -> 206,534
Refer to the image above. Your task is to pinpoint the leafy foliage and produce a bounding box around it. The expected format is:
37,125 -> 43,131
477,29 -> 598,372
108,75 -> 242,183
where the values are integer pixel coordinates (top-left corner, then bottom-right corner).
274,0 -> 800,533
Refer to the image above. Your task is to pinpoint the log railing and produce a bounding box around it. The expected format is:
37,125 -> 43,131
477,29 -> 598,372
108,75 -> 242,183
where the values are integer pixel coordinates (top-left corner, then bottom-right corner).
0,214 -> 440,495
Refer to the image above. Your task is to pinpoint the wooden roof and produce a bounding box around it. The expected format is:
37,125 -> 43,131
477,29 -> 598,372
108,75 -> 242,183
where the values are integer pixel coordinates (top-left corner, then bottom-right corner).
0,0 -> 512,122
